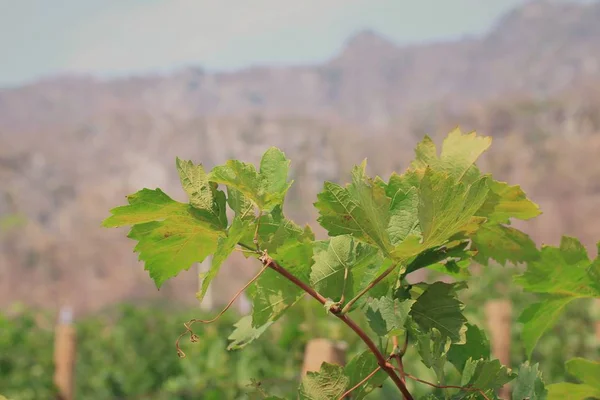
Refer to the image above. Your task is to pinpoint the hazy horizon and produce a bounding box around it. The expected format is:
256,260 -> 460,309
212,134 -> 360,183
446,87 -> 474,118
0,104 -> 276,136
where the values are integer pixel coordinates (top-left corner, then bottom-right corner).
1,0 -> 535,88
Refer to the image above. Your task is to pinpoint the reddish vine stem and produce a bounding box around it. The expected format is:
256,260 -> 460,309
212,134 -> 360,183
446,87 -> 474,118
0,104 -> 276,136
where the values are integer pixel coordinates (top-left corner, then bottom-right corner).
403,373 -> 492,400
337,366 -> 381,400
261,253 -> 415,400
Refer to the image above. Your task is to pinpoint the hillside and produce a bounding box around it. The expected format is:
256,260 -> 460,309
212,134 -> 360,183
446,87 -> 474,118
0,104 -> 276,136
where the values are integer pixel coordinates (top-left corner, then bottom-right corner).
1,0 -> 599,314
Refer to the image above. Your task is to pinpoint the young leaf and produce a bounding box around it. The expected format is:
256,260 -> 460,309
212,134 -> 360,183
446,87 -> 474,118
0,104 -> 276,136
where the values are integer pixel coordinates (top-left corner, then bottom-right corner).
103,188 -> 227,287
565,358 -> 600,389
518,296 -> 578,359
447,324 -> 491,372
417,168 -> 489,249
176,158 -> 223,220
410,282 -> 468,343
250,240 -> 313,327
365,296 -> 414,337
227,315 -> 274,350
511,362 -> 547,400
412,327 -> 451,382
343,351 -> 388,400
460,358 -> 515,394
315,161 -> 392,254
197,217 -> 252,302
309,236 -> 380,305
209,147 -> 292,211
471,224 -> 539,266
515,236 -> 599,297
410,128 -> 492,181
299,363 -> 350,400
476,180 -> 541,225
546,383 -> 600,400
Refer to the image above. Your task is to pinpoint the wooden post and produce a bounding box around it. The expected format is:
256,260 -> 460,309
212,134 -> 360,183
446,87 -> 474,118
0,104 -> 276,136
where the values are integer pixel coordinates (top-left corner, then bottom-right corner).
54,306 -> 76,400
198,257 -> 213,311
301,338 -> 347,376
485,300 -> 512,400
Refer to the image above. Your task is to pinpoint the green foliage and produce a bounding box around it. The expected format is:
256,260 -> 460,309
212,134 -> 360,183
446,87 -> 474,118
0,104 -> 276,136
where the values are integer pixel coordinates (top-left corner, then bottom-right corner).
547,358 -> 600,400
514,236 -> 600,357
102,128 -> 597,399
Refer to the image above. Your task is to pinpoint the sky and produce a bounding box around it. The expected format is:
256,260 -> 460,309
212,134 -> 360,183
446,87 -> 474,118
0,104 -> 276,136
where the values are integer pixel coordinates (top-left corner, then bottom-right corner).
0,0 -> 530,88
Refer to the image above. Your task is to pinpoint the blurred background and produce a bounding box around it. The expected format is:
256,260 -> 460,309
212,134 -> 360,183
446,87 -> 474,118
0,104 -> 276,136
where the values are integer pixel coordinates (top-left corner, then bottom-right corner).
1,0 -> 599,398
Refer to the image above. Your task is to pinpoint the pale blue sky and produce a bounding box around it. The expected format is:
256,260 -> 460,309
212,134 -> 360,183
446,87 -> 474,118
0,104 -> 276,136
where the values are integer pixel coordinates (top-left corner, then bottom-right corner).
1,0 -> 530,88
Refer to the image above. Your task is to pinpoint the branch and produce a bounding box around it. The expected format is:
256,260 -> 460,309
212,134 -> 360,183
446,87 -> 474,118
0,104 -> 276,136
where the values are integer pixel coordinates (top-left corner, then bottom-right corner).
260,253 -> 414,400
404,373 -> 492,400
337,366 -> 381,400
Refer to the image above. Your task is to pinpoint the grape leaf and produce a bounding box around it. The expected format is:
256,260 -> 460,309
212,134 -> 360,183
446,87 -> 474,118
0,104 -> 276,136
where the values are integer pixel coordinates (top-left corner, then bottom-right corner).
227,315 -> 273,350
447,324 -> 491,372
412,327 -> 451,382
209,147 -> 292,211
471,224 -> 539,266
310,236 -> 381,305
476,180 -> 541,224
315,161 -> 392,254
249,206 -> 314,253
103,188 -> 226,287
418,168 -> 489,248
226,186 -> 254,220
460,358 -> 515,393
298,351 -> 388,400
517,296 -> 577,358
299,363 -> 349,400
514,236 -> 599,297
410,282 -> 468,343
365,296 -> 414,337
250,240 -> 313,327
197,217 -> 252,302
410,128 -> 492,181
344,351 -> 389,400
511,362 -> 547,400
547,383 -> 600,400
565,358 -> 600,389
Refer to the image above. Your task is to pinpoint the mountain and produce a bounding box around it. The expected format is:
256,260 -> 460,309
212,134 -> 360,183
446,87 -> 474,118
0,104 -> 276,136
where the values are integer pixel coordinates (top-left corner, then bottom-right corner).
1,0 -> 600,314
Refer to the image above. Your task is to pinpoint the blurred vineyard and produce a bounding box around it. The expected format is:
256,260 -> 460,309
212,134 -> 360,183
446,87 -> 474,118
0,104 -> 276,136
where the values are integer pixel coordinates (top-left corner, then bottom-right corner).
2,264 -> 597,399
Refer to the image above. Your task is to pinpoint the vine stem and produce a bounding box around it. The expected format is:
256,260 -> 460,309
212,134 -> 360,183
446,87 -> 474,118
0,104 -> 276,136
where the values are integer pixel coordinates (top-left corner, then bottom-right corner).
261,253 -> 415,400
403,373 -> 492,400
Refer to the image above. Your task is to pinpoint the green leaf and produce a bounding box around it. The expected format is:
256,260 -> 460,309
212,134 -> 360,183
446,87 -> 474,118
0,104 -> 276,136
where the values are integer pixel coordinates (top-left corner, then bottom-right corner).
476,180 -> 541,224
418,168 -> 489,247
365,297 -> 414,337
515,236 -> 599,297
460,358 -> 515,393
250,240 -> 313,327
566,358 -> 600,389
177,158 -> 216,212
517,296 -> 577,358
547,383 -> 600,400
210,147 -> 292,211
226,186 -> 254,220
472,224 -> 539,266
512,362 -> 547,400
310,236 -> 381,305
102,186 -> 228,287
227,315 -> 273,350
299,363 -> 349,400
249,206 -> 314,253
447,324 -> 491,372
197,218 -> 252,302
413,327 -> 451,382
410,282 -> 468,343
315,161 -> 393,254
411,128 -> 492,181
344,351 -> 388,400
